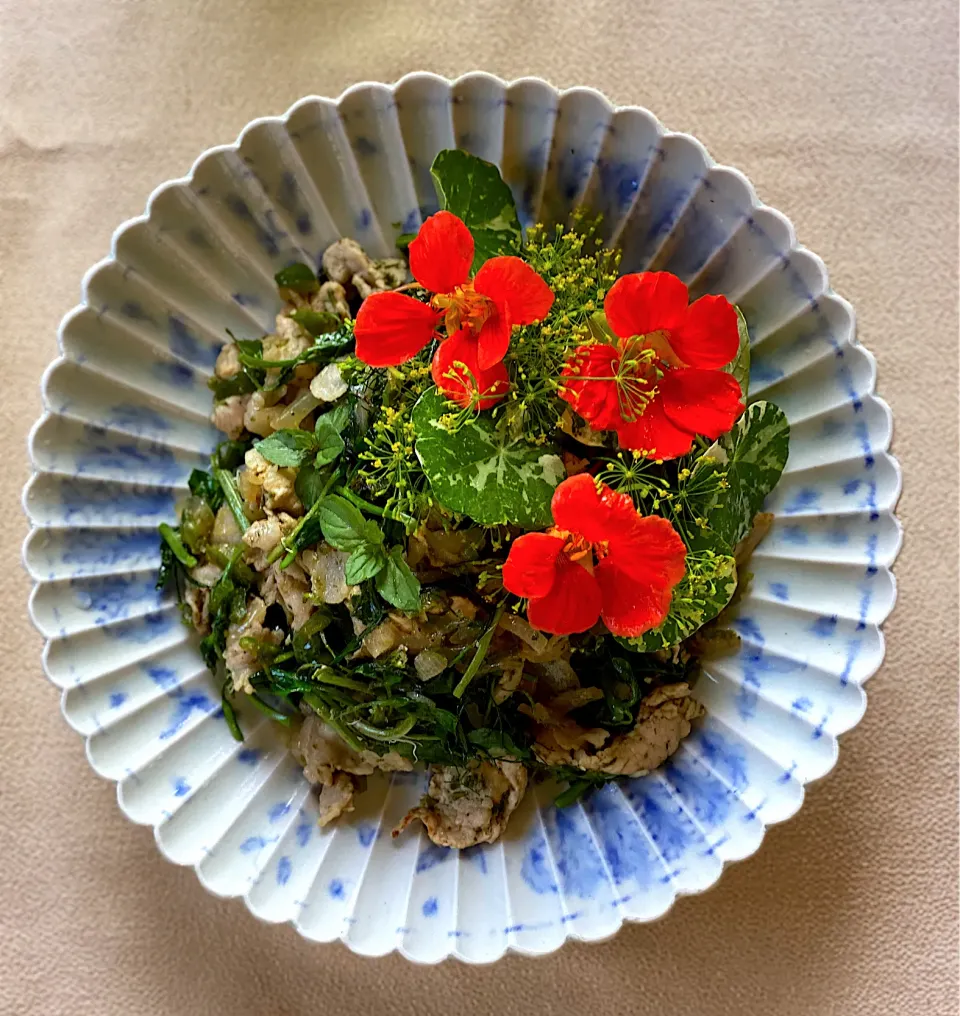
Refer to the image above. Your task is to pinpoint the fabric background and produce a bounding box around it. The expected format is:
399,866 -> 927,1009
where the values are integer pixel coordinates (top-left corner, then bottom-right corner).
2,1 -> 957,1013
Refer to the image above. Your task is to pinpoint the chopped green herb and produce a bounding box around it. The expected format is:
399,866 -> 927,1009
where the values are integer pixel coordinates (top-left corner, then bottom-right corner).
158,522 -> 197,568
274,262 -> 319,294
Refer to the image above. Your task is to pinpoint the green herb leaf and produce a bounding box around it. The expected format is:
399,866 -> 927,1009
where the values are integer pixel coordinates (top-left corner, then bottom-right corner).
618,552 -> 738,651
236,325 -> 353,375
374,545 -> 421,612
430,150 -> 521,272
158,522 -> 197,568
316,495 -> 380,552
289,308 -> 339,336
412,387 -> 564,528
213,438 -> 251,471
312,418 -> 345,467
274,262 -> 319,295
466,727 -> 529,760
723,307 -> 751,399
254,429 -> 317,467
344,543 -> 388,585
292,610 -> 335,665
320,399 -> 354,435
156,539 -> 176,590
188,468 -> 224,511
695,400 -> 790,547
207,370 -> 256,401
294,461 -> 328,509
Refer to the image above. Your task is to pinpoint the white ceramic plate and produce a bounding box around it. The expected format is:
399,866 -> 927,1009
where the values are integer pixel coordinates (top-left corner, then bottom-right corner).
23,73 -> 901,963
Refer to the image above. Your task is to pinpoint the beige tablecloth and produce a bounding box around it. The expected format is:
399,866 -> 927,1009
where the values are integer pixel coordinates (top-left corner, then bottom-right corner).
2,1 -> 957,1013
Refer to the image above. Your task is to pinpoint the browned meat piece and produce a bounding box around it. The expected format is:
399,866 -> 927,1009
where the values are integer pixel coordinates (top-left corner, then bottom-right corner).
223,596 -> 282,694
241,512 -> 296,571
529,683 -> 703,777
322,238 -> 371,285
316,772 -> 360,827
393,760 -> 528,848
211,394 -> 247,440
214,342 -> 240,379
296,714 -> 412,787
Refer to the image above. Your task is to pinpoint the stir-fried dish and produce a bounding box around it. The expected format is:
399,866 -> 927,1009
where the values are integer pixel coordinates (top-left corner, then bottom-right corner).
158,150 -> 790,848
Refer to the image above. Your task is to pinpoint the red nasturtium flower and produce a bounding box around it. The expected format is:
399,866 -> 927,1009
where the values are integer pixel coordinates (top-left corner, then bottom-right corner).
354,210 -> 555,382
560,272 -> 744,458
501,473 -> 687,637
430,329 -> 510,410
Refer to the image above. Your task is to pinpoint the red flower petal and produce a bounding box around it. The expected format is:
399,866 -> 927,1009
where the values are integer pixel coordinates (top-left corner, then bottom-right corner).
474,304 -> 512,370
670,294 -> 740,369
474,256 -> 555,326
604,272 -> 688,340
354,291 -> 440,367
408,211 -> 473,294
615,394 -> 696,459
659,367 -> 744,439
526,556 -> 603,636
550,473 -> 610,544
431,329 -> 509,411
559,343 -> 624,430
501,532 -> 567,599
602,509 -> 687,589
595,560 -> 675,637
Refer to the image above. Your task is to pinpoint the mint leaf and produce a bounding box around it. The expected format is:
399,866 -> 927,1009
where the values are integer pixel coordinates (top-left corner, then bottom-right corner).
254,429 -> 317,467
313,418 -> 345,467
294,462 -> 328,509
274,262 -> 319,295
207,370 -> 256,401
695,400 -> 790,547
289,308 -> 339,335
344,543 -> 388,585
412,387 -> 564,528
320,400 -> 353,435
316,495 -> 377,552
467,727 -> 530,760
618,552 -> 738,651
430,150 -> 521,272
723,307 -> 751,399
375,545 -> 421,612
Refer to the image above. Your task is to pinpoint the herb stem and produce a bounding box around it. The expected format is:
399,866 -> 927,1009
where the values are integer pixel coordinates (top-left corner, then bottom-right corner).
335,485 -> 414,528
270,469 -> 342,569
214,468 -> 249,533
554,779 -> 593,808
305,698 -> 367,753
311,666 -> 369,692
350,715 -> 417,742
335,486 -> 387,517
159,522 -> 197,568
453,603 -> 506,699
247,692 -> 293,725
221,682 -> 244,742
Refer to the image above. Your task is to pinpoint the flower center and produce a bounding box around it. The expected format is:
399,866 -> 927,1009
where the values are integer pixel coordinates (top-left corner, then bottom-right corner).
548,527 -> 610,568
610,340 -> 662,423
432,283 -> 494,336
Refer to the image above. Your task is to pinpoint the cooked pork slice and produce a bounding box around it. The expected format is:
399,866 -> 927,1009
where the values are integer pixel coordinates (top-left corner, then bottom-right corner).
223,596 -> 281,694
211,394 -> 247,440
393,760 -> 528,848
316,771 -> 360,827
530,682 -> 703,776
296,714 -> 413,788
